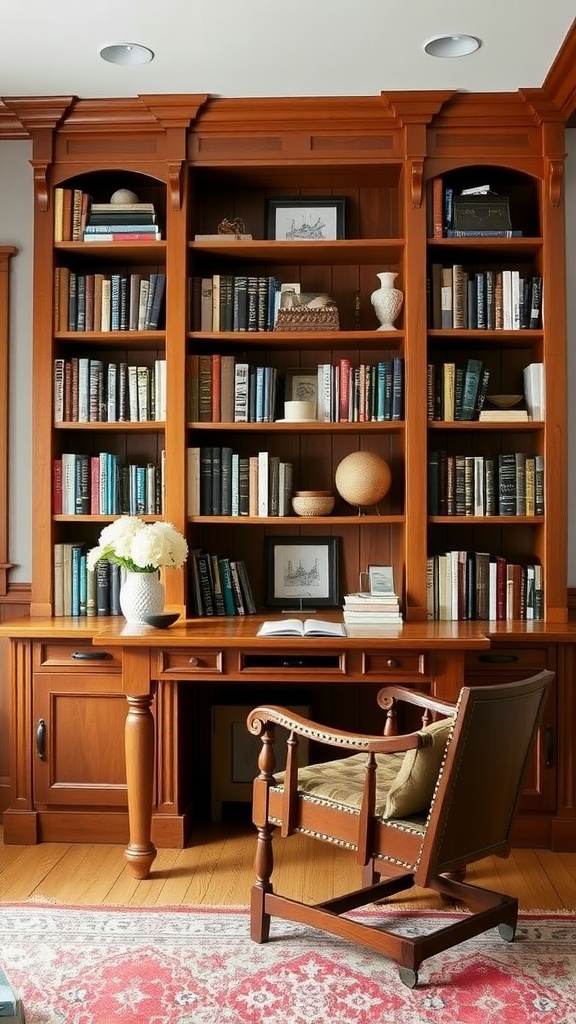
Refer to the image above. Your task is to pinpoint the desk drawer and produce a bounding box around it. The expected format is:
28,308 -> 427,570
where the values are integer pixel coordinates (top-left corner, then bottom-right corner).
156,648 -> 224,678
362,650 -> 428,680
34,641 -> 122,672
465,646 -> 550,677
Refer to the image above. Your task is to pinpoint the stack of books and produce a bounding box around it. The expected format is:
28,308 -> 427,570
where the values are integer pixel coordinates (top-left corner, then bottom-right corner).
342,590 -> 403,626
83,201 -> 161,241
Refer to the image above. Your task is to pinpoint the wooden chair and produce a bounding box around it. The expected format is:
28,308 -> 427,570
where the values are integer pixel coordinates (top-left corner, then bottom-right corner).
247,670 -> 553,987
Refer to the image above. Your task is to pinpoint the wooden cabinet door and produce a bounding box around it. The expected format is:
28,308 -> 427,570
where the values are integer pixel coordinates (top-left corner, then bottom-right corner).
32,673 -> 127,809
464,644 -> 557,813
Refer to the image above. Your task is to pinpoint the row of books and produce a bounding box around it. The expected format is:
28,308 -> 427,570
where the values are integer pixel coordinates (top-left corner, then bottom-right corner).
315,358 -> 404,423
190,274 -> 284,333
427,552 -> 544,621
428,264 -> 542,330
187,447 -> 294,518
53,545 -> 123,617
428,451 -> 544,518
189,356 -> 279,424
54,270 -> 166,332
54,358 -> 166,423
427,359 -> 489,422
188,354 -> 405,424
189,549 -> 256,617
53,453 -> 164,516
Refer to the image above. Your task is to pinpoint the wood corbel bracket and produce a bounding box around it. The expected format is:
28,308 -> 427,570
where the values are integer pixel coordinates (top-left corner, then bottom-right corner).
410,159 -> 424,208
32,160 -> 50,212
167,161 -> 184,211
548,158 -> 563,207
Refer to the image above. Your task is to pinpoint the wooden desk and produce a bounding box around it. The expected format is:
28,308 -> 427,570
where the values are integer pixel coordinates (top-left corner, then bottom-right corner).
92,616 -> 491,878
4,615 -> 576,878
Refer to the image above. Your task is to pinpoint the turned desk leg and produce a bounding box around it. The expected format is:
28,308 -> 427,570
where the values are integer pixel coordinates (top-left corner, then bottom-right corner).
124,693 -> 157,879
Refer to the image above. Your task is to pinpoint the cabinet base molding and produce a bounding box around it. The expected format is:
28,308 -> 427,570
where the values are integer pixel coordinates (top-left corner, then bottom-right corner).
151,809 -> 193,849
3,807 -> 194,849
3,809 -> 39,844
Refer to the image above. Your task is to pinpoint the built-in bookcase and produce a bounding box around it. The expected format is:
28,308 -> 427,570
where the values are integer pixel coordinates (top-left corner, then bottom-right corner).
28,92 -> 567,623
425,161 -> 563,621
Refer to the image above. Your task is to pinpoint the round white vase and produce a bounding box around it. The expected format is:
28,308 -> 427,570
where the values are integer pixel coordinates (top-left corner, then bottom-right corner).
119,570 -> 165,624
370,271 -> 404,330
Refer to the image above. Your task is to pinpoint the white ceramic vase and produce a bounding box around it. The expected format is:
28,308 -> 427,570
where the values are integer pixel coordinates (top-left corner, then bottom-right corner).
119,570 -> 165,624
370,271 -> 404,330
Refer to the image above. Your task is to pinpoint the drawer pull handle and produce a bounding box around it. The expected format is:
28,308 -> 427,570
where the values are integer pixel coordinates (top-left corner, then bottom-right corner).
36,719 -> 47,761
545,725 -> 553,767
188,657 -> 199,666
386,658 -> 398,669
282,658 -> 304,668
71,651 -> 112,661
478,654 -> 519,664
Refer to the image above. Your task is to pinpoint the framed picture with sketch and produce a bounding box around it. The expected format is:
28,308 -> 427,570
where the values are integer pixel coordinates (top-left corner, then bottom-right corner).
264,535 -> 339,609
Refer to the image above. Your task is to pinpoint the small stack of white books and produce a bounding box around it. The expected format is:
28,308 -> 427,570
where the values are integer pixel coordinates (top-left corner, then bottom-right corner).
342,590 -> 403,625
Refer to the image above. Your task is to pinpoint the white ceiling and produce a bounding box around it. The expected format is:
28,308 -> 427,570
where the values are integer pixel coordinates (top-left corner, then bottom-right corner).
1,1 -> 574,101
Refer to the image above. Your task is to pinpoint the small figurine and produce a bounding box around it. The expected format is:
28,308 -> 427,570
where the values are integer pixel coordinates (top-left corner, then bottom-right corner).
218,217 -> 247,237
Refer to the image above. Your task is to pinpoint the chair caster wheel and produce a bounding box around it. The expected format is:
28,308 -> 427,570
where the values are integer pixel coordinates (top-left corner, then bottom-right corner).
498,923 -> 516,942
399,967 -> 418,988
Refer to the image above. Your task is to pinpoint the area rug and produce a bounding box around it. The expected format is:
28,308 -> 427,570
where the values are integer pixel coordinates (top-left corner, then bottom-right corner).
0,902 -> 574,1023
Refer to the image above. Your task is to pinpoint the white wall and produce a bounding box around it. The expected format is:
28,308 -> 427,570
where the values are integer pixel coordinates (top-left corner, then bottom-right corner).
1,133 -> 576,586
0,140 -> 33,583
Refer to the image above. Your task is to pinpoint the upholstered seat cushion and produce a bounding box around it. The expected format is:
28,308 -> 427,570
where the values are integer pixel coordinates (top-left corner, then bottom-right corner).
273,716 -> 452,821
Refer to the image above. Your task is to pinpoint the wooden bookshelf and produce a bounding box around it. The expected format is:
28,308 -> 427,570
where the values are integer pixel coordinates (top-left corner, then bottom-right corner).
2,91 -> 572,850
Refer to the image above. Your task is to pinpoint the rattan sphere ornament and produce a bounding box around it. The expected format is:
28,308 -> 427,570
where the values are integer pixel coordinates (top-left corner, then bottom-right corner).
110,188 -> 139,205
335,451 -> 392,510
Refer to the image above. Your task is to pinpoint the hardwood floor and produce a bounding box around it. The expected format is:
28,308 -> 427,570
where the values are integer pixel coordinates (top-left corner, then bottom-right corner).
1,823 -> 575,910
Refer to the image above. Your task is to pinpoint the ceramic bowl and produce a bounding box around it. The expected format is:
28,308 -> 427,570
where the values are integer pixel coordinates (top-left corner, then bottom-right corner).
292,492 -> 335,517
486,394 -> 523,409
141,612 -> 180,629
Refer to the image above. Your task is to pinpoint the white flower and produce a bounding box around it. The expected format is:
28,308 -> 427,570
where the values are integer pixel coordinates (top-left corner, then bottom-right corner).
87,517 -> 188,574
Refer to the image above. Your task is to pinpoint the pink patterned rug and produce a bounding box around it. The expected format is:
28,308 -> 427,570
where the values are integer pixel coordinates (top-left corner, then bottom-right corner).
0,902 -> 574,1023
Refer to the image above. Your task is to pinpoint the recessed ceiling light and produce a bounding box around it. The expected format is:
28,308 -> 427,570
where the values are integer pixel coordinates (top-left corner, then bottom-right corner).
99,43 -> 155,66
423,35 -> 481,58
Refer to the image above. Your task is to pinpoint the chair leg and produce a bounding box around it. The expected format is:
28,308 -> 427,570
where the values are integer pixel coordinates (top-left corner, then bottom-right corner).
361,858 -> 379,886
250,822 -> 275,943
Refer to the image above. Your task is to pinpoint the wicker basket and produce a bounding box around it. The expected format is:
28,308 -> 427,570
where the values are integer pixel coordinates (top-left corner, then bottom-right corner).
274,303 -> 340,332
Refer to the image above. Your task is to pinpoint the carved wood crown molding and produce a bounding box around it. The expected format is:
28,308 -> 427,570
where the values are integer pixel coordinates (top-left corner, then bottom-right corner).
0,77 -> 573,144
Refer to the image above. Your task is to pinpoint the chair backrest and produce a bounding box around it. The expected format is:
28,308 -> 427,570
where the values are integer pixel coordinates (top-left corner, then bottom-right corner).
415,670 -> 553,886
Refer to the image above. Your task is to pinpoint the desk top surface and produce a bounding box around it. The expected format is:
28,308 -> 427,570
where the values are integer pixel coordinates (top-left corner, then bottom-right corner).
2,614 -> 576,647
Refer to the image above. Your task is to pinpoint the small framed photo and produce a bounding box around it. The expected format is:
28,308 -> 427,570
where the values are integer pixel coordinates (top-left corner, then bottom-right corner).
264,535 -> 339,608
285,367 -> 318,408
266,197 -> 346,241
368,564 -> 396,596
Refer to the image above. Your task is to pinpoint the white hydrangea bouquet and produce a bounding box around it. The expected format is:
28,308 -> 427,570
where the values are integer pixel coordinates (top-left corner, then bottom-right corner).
87,516 -> 188,574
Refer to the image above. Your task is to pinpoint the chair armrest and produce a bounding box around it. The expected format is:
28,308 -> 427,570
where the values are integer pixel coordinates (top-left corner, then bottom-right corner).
247,705 -> 425,755
376,685 -> 457,719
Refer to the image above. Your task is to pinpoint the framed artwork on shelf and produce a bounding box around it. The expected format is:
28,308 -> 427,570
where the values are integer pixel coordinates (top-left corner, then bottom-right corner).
264,535 -> 339,609
284,367 -> 319,410
266,197 -> 346,241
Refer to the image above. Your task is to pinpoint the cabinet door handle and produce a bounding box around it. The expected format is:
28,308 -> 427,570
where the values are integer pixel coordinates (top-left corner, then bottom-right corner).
71,651 -> 112,660
545,725 -> 554,767
36,719 -> 47,761
478,654 -> 519,664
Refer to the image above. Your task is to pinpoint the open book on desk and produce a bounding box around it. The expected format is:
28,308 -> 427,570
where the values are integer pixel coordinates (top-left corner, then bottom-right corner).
257,618 -> 347,638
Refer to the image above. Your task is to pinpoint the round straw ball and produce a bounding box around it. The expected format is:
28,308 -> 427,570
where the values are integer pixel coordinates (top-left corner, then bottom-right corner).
335,451 -> 392,507
110,188 -> 139,204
